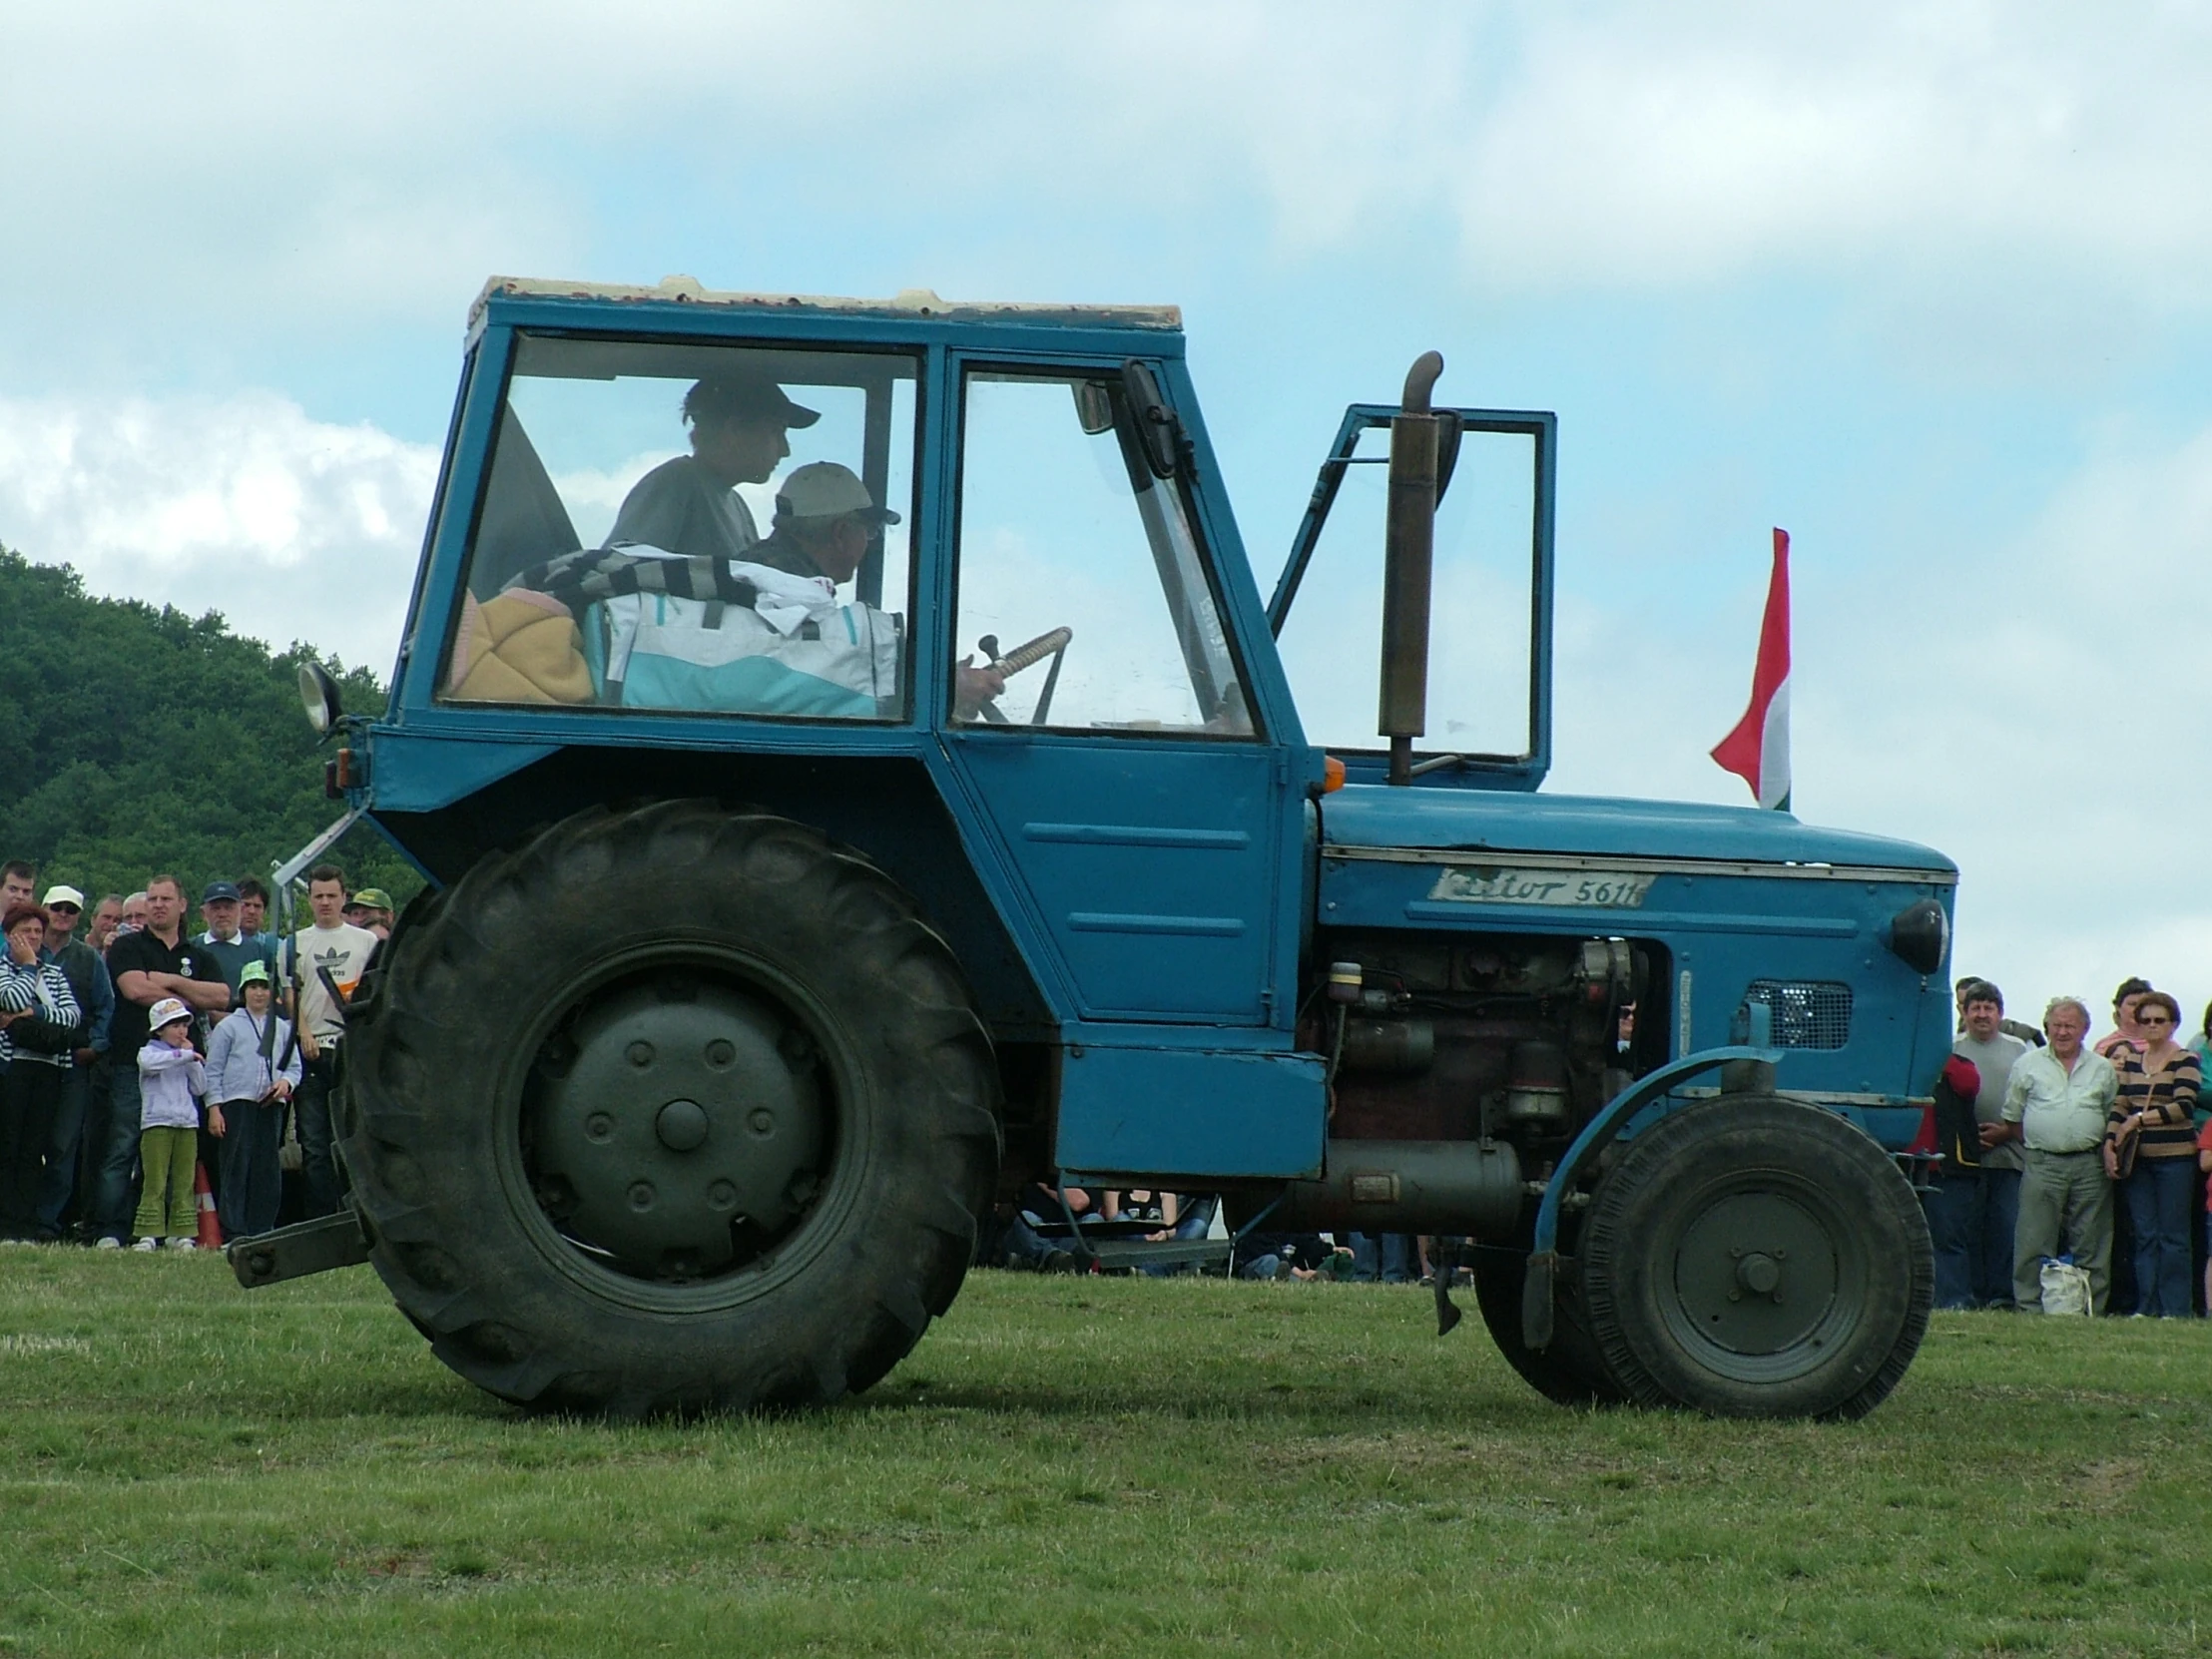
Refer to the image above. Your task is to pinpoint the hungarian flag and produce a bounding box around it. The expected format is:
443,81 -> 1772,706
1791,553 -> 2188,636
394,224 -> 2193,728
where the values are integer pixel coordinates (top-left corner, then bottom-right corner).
1711,528 -> 1792,812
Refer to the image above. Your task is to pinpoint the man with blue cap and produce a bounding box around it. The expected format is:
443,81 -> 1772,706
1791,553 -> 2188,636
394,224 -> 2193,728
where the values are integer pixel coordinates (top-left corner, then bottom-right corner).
196,879 -> 276,998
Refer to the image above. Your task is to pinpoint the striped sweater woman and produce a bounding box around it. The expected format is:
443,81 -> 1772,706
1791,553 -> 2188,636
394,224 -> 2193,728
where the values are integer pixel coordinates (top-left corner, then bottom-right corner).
2107,993 -> 2201,1316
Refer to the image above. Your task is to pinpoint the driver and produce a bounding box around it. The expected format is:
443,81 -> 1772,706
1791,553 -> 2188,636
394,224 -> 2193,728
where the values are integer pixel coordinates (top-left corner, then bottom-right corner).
607,372 -> 819,562
748,464 -> 1006,718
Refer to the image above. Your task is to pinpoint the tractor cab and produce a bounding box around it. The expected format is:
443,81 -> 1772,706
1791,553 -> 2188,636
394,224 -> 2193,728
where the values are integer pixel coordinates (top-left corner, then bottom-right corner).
363,281 -> 1343,1166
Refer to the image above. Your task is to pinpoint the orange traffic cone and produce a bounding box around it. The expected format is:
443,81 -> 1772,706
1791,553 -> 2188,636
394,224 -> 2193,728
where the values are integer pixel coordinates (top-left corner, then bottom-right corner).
194,1163 -> 223,1250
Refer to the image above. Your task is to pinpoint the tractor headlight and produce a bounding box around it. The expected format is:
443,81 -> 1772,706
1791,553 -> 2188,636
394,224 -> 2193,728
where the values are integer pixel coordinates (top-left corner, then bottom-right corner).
1885,898 -> 1948,976
298,662 -> 343,736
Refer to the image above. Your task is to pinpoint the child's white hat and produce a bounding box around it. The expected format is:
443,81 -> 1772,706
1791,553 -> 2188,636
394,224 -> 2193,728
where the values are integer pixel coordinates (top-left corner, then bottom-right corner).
148,996 -> 191,1031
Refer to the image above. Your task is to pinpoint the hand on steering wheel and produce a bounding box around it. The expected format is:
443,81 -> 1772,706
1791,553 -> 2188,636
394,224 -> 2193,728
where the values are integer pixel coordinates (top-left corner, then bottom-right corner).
959,627 -> 1072,723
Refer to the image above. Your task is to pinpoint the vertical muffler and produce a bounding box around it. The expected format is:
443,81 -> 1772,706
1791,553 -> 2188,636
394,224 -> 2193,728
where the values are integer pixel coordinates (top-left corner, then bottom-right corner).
1380,351 -> 1443,786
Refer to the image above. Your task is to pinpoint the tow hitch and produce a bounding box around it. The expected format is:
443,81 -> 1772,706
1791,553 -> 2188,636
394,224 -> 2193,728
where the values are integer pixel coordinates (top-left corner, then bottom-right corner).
227,1208 -> 370,1288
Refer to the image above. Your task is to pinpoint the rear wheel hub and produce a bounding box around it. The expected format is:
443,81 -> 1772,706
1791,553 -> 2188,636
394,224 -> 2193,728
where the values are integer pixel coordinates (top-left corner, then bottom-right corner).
524,975 -> 830,1281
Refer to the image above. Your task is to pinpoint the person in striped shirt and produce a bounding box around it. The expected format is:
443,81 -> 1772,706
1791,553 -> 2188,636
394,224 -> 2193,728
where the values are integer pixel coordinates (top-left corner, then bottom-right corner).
2106,991 -> 2202,1317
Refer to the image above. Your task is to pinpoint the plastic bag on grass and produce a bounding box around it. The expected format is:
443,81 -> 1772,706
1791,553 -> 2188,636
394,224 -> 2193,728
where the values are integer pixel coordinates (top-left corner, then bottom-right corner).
2040,1256 -> 2092,1316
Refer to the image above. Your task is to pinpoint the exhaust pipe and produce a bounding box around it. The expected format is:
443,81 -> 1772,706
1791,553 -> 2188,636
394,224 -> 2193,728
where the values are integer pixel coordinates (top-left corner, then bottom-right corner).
1270,1138 -> 1525,1236
1381,351 -> 1444,785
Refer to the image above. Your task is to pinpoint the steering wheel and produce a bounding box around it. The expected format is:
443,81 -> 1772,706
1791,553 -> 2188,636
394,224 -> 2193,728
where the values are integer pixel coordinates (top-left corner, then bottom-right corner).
971,627 -> 1073,725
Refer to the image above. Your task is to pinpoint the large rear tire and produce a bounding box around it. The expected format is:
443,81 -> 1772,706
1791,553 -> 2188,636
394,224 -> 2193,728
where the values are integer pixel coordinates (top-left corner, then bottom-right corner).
1579,1097 -> 1932,1419
337,802 -> 1000,1416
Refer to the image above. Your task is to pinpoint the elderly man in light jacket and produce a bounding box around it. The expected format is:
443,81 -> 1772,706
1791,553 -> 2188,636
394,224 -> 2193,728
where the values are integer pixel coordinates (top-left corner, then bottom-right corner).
1997,996 -> 2119,1313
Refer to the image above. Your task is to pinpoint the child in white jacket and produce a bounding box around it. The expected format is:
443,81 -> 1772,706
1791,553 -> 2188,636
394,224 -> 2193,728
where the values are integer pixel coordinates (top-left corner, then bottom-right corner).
135,997 -> 210,1250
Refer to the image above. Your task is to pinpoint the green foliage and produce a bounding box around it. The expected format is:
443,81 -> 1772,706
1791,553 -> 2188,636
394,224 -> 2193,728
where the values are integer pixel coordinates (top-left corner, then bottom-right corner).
0,547 -> 419,907
4,1261 -> 2212,1656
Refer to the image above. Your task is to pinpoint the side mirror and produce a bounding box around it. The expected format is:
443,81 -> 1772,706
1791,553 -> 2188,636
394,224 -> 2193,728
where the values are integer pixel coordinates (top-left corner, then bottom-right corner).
1072,379 -> 1116,436
297,661 -> 344,737
1119,359 -> 1181,479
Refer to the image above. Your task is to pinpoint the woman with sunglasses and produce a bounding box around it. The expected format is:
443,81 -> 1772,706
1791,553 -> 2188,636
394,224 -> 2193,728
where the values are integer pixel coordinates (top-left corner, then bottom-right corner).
2106,991 -> 2202,1316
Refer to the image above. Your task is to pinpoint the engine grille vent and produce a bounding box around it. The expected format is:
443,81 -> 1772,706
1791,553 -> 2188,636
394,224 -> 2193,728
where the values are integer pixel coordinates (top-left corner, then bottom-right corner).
1744,979 -> 1854,1050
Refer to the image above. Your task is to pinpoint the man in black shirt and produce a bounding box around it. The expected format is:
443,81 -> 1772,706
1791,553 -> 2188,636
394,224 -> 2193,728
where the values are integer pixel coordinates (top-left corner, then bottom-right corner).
91,874 -> 230,1247
608,372 -> 820,562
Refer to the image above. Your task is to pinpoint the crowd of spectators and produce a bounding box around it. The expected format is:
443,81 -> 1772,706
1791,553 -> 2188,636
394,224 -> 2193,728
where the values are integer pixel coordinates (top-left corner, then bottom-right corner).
0,856 -> 391,1250
7,841 -> 2206,1322
1930,975 -> 2212,1318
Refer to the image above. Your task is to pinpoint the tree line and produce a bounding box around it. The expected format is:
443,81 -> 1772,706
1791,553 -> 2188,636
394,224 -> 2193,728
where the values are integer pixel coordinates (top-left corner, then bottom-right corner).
0,547 -> 420,911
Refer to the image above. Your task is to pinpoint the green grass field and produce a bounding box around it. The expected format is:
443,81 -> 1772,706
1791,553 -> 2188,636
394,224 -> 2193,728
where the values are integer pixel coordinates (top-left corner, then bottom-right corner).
2,1254 -> 2209,1657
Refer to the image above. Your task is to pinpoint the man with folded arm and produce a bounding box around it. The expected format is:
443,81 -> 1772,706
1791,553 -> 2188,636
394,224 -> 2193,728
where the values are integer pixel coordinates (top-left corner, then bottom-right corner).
96,875 -> 231,1248
1935,980 -> 2029,1309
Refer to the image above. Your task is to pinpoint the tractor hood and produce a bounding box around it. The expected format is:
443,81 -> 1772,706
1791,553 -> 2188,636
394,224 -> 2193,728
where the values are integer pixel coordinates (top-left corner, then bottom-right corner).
1321,784 -> 1955,878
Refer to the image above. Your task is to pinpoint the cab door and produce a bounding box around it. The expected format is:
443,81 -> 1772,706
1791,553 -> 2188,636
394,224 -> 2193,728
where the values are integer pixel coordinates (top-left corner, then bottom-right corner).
938,358 -> 1298,1028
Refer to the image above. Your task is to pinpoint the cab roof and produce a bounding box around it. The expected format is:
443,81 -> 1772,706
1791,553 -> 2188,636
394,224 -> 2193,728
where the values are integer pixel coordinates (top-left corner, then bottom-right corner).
470,276 -> 1183,337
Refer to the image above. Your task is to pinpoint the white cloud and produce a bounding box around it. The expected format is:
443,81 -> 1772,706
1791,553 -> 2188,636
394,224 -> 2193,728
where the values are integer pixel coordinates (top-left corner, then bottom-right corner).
0,392 -> 437,673
8,2 -> 2212,359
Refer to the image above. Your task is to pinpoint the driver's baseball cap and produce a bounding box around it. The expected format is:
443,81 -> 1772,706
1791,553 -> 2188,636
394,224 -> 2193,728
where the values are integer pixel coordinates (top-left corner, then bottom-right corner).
774,462 -> 901,526
685,372 -> 820,431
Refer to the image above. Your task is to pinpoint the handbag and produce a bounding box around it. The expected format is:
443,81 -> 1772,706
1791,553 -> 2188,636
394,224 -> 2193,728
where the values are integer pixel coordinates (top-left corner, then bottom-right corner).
6,971 -> 78,1054
610,561 -> 901,718
7,1009 -> 77,1054
2104,1112 -> 2142,1182
2040,1257 -> 2093,1316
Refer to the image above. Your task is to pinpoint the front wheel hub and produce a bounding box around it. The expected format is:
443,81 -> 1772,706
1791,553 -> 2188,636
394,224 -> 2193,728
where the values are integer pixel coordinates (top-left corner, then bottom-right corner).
524,976 -> 830,1281
1672,1192 -> 1840,1357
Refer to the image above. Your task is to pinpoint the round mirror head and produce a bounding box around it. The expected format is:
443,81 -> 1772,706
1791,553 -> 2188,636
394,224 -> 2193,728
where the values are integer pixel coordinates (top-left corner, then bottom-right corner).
297,662 -> 342,736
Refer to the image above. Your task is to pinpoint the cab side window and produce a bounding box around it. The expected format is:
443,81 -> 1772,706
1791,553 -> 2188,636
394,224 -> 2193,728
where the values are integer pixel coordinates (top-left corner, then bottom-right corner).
952,368 -> 1256,738
439,335 -> 917,723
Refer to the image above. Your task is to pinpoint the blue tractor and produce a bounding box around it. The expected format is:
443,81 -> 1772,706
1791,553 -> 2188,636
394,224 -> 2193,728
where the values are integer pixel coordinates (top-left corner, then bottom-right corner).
247,276 -> 1950,1419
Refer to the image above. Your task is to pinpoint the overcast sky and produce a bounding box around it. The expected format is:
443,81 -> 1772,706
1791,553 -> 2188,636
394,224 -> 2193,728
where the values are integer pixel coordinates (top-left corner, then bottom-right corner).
4,2 -> 2208,1022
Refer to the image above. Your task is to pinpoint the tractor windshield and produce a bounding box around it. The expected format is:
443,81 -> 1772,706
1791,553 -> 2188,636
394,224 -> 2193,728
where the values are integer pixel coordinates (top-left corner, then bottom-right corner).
438,333 -> 919,721
951,366 -> 1256,738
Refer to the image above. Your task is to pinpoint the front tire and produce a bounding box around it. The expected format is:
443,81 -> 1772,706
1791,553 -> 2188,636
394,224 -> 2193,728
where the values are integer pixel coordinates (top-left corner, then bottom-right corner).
1579,1097 -> 1932,1419
1468,1246 -> 1626,1407
338,802 -> 1000,1415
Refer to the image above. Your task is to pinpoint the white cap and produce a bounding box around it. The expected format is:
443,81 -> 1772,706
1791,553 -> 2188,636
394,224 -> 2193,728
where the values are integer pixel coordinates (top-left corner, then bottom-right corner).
41,885 -> 85,909
148,997 -> 192,1031
774,462 -> 900,526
